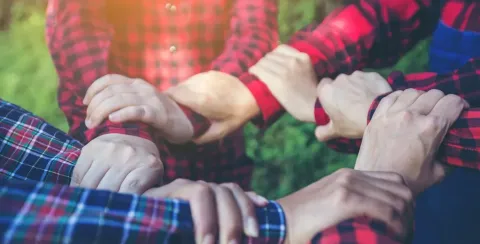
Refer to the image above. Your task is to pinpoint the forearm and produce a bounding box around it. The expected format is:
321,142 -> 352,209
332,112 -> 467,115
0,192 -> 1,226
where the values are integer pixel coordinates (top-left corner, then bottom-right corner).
0,179 -> 286,244
316,58 -> 480,169
245,0 -> 442,127
0,99 -> 80,184
47,0 -> 154,144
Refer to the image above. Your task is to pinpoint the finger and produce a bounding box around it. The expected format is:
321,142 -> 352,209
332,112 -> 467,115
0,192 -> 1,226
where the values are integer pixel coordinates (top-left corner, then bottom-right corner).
88,94 -> 144,128
315,122 -> 337,141
388,89 -> 424,112
96,166 -> 132,192
264,52 -> 292,65
349,192 -> 405,236
165,85 -> 207,115
429,94 -> 467,127
223,184 -> 260,237
408,89 -> 445,115
249,62 -> 281,81
212,185 -> 243,244
78,162 -> 110,189
274,44 -> 305,57
172,183 -> 217,244
84,74 -> 132,105
193,122 -> 229,144
245,192 -> 269,206
316,77 -> 333,98
143,178 -> 193,198
372,90 -> 402,119
87,83 -> 136,117
108,105 -> 153,124
71,153 -> 94,186
432,162 -> 447,184
119,166 -> 163,194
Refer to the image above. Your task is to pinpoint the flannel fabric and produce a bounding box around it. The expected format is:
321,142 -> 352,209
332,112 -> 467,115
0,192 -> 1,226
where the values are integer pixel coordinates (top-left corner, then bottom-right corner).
46,0 -> 279,189
0,99 -> 402,243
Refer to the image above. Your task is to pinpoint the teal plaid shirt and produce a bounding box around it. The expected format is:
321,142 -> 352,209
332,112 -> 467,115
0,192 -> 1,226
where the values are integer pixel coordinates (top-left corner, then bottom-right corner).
0,100 -> 400,243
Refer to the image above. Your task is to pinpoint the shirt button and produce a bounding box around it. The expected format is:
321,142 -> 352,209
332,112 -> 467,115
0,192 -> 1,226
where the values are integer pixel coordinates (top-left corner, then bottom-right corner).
165,3 -> 177,12
169,45 -> 177,53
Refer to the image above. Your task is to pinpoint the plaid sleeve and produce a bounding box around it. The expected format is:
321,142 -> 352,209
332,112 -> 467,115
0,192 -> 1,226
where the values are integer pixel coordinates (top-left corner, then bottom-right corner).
46,0 -> 154,144
310,217 -> 403,244
0,99 -> 81,184
244,0 -> 442,128
0,178 -> 286,244
211,0 -> 279,77
318,58 -> 480,170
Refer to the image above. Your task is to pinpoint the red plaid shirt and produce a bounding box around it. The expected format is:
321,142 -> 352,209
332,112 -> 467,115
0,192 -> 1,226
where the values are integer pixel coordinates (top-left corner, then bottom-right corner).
305,0 -> 480,172
46,0 -> 279,188
242,0 -> 480,171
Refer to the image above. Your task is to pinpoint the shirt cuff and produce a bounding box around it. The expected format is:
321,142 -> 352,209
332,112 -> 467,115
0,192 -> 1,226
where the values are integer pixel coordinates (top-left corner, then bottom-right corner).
84,121 -> 155,143
311,216 -> 404,244
177,104 -> 211,138
314,99 -> 330,125
244,76 -> 284,128
253,201 -> 287,243
367,92 -> 395,123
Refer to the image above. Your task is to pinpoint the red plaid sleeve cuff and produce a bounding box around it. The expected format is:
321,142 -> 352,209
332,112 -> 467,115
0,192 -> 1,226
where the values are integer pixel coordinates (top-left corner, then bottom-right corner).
177,104 -> 211,138
84,121 -> 155,143
311,216 -> 404,244
242,73 -> 284,128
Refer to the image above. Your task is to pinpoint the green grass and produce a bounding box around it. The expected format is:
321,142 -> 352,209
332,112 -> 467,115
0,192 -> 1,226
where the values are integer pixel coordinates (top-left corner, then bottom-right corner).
0,5 -> 430,199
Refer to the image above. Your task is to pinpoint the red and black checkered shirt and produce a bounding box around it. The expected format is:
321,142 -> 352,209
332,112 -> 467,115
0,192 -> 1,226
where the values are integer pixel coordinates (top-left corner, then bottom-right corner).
46,0 -> 279,189
246,0 -> 480,171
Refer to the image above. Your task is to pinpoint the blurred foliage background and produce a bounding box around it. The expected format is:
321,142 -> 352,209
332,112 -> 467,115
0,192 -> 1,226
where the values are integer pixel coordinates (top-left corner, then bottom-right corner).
0,0 -> 430,199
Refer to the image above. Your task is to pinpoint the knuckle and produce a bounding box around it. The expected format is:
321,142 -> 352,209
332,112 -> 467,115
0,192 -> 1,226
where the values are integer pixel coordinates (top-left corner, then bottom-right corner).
389,172 -> 405,183
445,94 -> 463,105
192,183 -> 213,198
429,89 -> 445,97
404,188 -> 414,202
222,182 -> 240,190
399,110 -> 413,122
126,178 -> 143,190
333,185 -> 351,204
172,178 -> 192,185
352,70 -> 363,76
145,155 -> 161,168
336,73 -> 348,81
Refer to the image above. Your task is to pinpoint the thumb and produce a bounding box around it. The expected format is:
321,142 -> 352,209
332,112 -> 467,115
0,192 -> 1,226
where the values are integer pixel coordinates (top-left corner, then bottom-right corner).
432,161 -> 448,184
315,122 -> 337,142
193,122 -> 228,144
317,77 -> 333,98
165,85 -> 206,113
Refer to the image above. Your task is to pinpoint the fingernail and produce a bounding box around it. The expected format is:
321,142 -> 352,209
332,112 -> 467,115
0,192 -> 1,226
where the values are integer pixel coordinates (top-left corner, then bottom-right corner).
202,234 -> 214,244
245,217 -> 259,237
85,120 -> 91,128
255,195 -> 269,205
228,240 -> 239,244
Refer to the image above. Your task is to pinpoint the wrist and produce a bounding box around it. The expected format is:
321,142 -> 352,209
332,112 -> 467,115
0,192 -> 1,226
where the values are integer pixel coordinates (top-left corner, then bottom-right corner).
276,198 -> 294,244
158,94 -> 195,144
95,133 -> 159,155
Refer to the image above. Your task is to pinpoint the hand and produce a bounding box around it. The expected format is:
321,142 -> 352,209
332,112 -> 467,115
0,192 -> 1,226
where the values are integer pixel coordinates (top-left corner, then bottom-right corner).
355,89 -> 468,194
165,71 -> 259,144
84,74 -> 194,144
277,168 -> 413,244
72,133 -> 163,194
144,179 -> 269,244
249,44 -> 317,122
315,71 -> 392,141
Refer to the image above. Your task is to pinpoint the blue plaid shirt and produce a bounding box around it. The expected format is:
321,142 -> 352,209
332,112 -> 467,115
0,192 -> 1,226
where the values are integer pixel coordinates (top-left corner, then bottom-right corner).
0,100 -> 400,243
